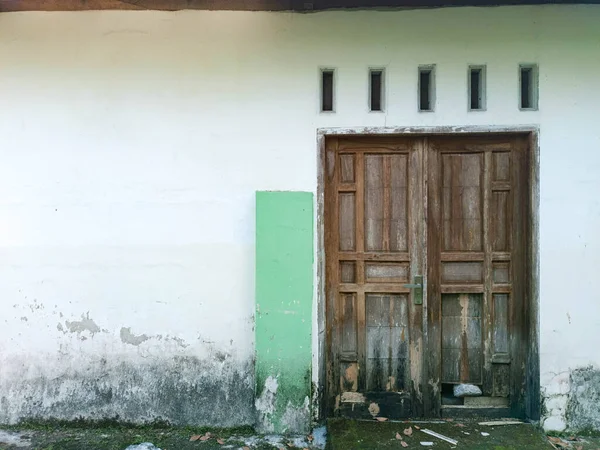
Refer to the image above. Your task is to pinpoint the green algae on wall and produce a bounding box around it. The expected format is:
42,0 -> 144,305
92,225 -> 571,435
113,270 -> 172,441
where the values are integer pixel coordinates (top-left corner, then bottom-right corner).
255,191 -> 314,434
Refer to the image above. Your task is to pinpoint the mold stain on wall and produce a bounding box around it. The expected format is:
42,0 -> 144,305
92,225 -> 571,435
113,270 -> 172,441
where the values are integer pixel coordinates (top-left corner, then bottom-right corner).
0,353 -> 254,427
565,366 -> 600,432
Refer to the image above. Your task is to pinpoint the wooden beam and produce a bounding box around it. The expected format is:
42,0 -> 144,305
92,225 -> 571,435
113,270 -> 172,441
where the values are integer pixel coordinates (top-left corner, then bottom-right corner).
0,0 -> 293,12
1,0 -> 599,12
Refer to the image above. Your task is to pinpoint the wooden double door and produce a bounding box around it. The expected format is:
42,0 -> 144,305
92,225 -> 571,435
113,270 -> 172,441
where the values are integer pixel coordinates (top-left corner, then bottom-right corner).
325,134 -> 531,419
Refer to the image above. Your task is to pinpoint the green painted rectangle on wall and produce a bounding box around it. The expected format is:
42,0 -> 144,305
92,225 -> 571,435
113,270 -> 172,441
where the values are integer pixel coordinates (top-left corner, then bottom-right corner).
255,191 -> 313,434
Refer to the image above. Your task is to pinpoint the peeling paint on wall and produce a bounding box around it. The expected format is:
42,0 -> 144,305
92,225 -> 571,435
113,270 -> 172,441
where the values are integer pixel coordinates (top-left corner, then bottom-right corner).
565,366 -> 600,432
255,376 -> 279,433
542,366 -> 600,433
541,371 -> 570,432
64,313 -> 101,335
281,396 -> 311,434
120,327 -> 150,346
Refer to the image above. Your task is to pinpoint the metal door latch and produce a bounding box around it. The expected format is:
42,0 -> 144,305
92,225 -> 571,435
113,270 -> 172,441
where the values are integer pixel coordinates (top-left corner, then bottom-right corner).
403,275 -> 423,305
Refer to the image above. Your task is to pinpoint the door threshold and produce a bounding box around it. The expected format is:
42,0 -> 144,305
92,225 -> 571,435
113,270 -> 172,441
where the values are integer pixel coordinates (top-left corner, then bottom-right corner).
354,419 -> 447,424
441,405 -> 512,419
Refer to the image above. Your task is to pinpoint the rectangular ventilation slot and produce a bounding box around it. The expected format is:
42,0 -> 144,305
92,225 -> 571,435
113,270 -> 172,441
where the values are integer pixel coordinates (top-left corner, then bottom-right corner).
519,64 -> 538,110
469,66 -> 486,111
418,66 -> 435,112
321,69 -> 334,112
369,69 -> 384,112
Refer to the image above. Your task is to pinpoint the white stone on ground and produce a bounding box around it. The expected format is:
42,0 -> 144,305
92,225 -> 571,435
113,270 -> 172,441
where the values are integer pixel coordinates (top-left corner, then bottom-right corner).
124,443 -> 162,450
290,436 -> 309,447
0,431 -> 31,448
312,426 -> 327,449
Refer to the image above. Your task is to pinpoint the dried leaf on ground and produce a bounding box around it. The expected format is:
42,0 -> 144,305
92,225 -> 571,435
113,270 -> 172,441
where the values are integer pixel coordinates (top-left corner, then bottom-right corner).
401,441 -> 409,448
446,418 -> 454,422
414,425 -> 421,430
242,447 -> 250,450
307,434 -> 313,442
548,437 -> 569,448
216,438 -> 225,445
376,417 -> 388,422
189,435 -> 202,442
456,423 -> 466,427
396,432 -> 403,440
199,435 -> 211,441
404,426 -> 413,436
576,446 -> 582,450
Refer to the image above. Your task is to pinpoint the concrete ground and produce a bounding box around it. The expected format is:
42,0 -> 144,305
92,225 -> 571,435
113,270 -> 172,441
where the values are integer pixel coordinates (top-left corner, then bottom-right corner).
0,420 -> 599,450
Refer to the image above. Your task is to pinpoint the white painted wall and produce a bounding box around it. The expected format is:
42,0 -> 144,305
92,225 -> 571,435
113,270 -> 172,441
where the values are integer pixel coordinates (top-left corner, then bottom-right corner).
0,5 -> 599,430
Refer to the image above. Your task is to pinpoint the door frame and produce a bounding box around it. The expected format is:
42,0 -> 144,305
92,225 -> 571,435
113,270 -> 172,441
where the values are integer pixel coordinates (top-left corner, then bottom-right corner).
315,125 -> 540,422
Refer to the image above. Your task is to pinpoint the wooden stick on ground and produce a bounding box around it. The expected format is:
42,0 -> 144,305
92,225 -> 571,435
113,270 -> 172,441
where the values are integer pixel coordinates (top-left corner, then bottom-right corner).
420,429 -> 458,445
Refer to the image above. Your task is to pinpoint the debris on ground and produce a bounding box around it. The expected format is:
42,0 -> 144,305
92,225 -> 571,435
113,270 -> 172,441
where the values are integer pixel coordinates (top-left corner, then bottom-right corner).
190,431 -> 212,441
479,420 -> 524,426
328,416 -> 559,449
420,442 -> 434,446
421,428 -> 458,445
548,436 -> 571,449
404,426 -> 413,436
481,432 -> 490,436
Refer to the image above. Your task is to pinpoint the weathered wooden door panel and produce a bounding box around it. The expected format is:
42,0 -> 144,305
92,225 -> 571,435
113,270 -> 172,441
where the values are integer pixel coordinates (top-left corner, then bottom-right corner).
326,134 -> 530,419
426,136 -> 530,418
325,137 -> 424,419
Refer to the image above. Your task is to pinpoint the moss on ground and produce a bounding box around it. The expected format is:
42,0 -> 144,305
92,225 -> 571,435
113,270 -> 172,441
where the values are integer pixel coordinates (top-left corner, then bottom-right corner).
5,418 -> 600,450
326,418 -> 554,450
0,425 -> 282,450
